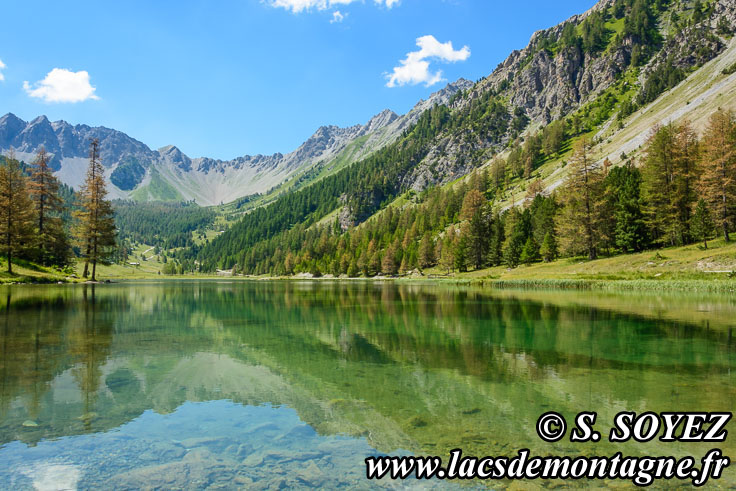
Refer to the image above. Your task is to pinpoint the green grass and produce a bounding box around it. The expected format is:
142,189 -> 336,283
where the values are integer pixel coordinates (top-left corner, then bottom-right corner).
416,237 -> 736,292
604,16 -> 625,40
7,236 -> 735,291
130,168 -> 184,202
0,258 -> 71,284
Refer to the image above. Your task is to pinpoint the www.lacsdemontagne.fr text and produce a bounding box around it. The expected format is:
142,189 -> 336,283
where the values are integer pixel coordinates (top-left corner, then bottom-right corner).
365,448 -> 730,486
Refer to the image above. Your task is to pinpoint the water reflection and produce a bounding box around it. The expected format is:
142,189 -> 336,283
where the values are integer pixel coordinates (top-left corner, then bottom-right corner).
0,281 -> 734,487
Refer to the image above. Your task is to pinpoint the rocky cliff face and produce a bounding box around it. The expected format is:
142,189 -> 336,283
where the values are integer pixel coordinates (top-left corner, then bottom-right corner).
458,0 -> 621,125
400,0 -> 736,193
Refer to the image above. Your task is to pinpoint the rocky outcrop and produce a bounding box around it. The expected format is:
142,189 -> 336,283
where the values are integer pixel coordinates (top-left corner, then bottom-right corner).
400,0 -> 736,193
642,25 -> 726,83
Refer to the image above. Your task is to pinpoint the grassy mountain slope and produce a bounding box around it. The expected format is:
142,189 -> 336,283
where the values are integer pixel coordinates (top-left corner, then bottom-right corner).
170,0 -> 736,278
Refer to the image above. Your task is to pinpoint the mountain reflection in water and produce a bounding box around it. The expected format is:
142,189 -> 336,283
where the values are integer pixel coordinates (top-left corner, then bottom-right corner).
0,281 -> 733,488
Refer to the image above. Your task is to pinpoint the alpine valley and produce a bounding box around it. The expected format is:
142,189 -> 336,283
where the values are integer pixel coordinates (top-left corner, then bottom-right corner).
0,80 -> 471,206
3,0 -> 736,280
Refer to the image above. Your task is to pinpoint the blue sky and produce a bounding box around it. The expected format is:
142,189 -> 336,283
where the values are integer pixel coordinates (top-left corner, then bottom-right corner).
0,0 -> 595,160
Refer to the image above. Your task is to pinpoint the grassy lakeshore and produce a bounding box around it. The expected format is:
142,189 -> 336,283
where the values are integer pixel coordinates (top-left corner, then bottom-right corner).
2,237 -> 735,291
426,237 -> 736,292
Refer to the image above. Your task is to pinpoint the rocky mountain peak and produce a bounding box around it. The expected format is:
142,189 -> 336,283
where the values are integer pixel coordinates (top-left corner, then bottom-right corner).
364,109 -> 398,133
159,145 -> 192,170
29,115 -> 50,125
0,113 -> 27,146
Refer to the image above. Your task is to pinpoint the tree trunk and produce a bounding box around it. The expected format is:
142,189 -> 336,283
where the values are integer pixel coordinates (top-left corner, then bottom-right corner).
91,238 -> 98,282
6,210 -> 11,273
82,240 -> 91,278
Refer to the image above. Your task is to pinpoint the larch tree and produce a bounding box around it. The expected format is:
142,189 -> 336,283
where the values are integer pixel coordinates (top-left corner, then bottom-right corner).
672,120 -> 699,244
0,151 -> 36,274
641,121 -> 700,246
381,243 -> 399,276
641,124 -> 678,245
75,139 -> 117,281
692,198 -> 715,249
557,138 -> 604,260
439,226 -> 456,273
698,109 -> 736,241
28,146 -> 69,266
418,232 -> 435,269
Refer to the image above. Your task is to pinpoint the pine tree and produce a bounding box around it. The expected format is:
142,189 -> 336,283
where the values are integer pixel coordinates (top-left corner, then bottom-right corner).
339,252 -> 350,275
542,119 -> 566,157
692,199 -> 715,249
522,134 -> 541,179
347,258 -> 359,277
557,138 -> 604,259
539,231 -> 558,262
453,227 -> 469,272
0,152 -> 36,273
692,0 -> 704,24
28,147 -> 70,266
369,249 -> 381,276
605,164 -> 648,252
439,228 -> 456,273
503,230 -> 524,268
75,139 -> 117,281
520,236 -> 540,265
467,208 -> 489,270
418,232 -> 435,269
491,158 -> 506,190
502,208 -> 526,268
698,109 -> 736,241
487,209 -> 504,266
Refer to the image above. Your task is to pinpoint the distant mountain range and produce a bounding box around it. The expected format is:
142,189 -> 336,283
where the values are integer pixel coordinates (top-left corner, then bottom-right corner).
0,79 -> 472,206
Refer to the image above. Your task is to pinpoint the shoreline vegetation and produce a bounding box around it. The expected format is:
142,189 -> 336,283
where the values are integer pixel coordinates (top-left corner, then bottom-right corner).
3,236 -> 734,292
0,141 -> 116,282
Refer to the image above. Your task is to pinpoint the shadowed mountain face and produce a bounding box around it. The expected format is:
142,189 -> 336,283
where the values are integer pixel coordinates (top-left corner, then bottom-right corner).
0,79 -> 471,205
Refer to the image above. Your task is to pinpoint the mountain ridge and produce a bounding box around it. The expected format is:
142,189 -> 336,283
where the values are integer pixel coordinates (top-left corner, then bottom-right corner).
0,78 -> 472,205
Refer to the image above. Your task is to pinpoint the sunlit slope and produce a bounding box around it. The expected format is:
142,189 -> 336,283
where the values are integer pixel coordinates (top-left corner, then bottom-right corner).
499,36 -> 736,208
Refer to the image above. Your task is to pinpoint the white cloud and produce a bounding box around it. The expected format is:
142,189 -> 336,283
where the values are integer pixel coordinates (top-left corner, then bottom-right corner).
330,10 -> 346,22
386,35 -> 470,88
0,59 -> 6,81
23,68 -> 100,103
267,0 -> 398,13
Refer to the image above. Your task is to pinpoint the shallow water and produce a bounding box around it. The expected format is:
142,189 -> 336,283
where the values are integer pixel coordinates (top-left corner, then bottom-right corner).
0,281 -> 733,489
